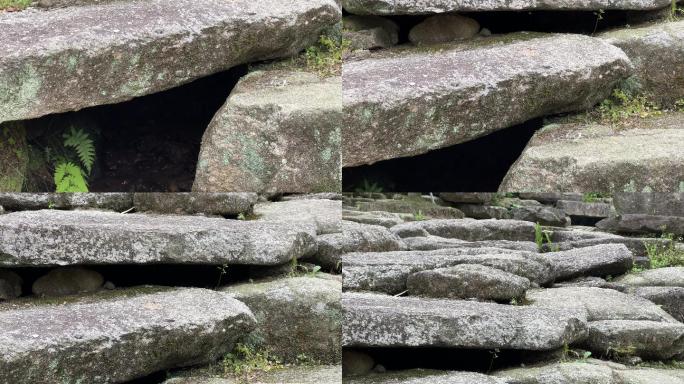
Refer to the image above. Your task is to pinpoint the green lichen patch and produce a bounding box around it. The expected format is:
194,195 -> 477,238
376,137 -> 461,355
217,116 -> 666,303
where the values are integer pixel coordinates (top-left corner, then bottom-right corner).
0,122 -> 28,192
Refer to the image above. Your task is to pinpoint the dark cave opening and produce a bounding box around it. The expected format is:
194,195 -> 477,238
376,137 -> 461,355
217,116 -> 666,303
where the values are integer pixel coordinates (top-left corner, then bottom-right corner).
343,118 -> 543,192
23,65 -> 248,193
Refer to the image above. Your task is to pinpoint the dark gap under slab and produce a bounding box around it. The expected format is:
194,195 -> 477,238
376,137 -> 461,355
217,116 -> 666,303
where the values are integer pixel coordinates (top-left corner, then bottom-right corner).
23,65 -> 248,193
343,118 -> 542,192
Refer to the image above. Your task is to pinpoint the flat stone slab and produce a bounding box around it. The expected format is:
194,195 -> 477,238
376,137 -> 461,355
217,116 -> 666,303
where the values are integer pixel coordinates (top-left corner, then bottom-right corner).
631,286 -> 684,322
403,236 -> 538,252
390,219 -> 536,242
613,192 -> 684,216
133,193 -> 257,215
500,113 -> 684,193
343,292 -> 587,350
165,365 -> 342,384
343,209 -> 408,228
342,0 -> 672,15
556,200 -> 612,218
527,287 -> 676,322
614,267 -> 684,287
0,210 -> 317,266
193,70 -> 341,193
584,320 -> 684,360
541,244 -> 633,281
596,214 -> 684,236
0,192 -> 132,211
0,0 -> 340,124
345,369 -> 506,384
343,248 -> 554,294
254,199 -> 342,235
0,287 -> 256,383
343,33 -> 630,166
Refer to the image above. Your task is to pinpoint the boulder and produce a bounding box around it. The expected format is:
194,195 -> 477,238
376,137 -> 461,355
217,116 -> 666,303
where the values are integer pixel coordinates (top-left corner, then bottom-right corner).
344,369 -> 507,383
221,276 -> 341,364
193,69 -> 341,193
0,210 -> 317,266
600,20 -> 684,107
390,219 -> 536,241
613,193 -> 684,216
0,269 -> 21,300
0,288 -> 256,383
613,267 -> 684,287
407,264 -> 530,301
342,0 -> 672,15
527,287 -> 676,322
631,286 -> 684,322
541,244 -> 633,281
133,193 -> 257,215
500,113 -> 684,193
556,200 -> 613,218
254,199 -> 342,235
408,14 -> 480,45
584,320 -> 684,360
32,267 -> 104,297
0,192 -> 133,211
343,248 -> 554,294
314,221 -> 407,270
343,15 -> 399,50
0,122 -> 27,192
403,236 -> 538,252
596,214 -> 684,236
343,33 -> 631,166
0,0 -> 341,124
343,292 -> 588,350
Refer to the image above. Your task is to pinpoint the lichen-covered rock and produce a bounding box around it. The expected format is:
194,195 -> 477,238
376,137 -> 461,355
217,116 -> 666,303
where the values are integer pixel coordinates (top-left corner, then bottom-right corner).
221,276 -> 341,364
408,14 -> 480,44
613,192 -> 684,216
0,269 -> 21,300
584,320 -> 684,360
314,220 -> 406,270
0,0 -> 341,124
0,210 -> 316,266
193,70 -> 341,193
596,214 -> 684,235
342,0 -> 672,15
0,192 -> 133,211
133,193 -> 257,215
500,113 -> 684,193
600,20 -> 684,107
390,219 -> 536,241
32,267 -> 104,297
407,264 -> 530,301
255,199 -> 342,235
0,288 -> 256,383
343,33 -> 631,166
0,122 -> 27,192
345,369 -> 507,383
343,292 -> 588,350
344,15 -> 399,50
541,244 -> 633,281
614,267 -> 684,287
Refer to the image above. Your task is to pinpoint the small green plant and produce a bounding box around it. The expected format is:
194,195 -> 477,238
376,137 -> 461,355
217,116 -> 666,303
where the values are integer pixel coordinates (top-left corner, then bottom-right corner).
592,9 -> 605,35
598,89 -> 661,124
0,0 -> 31,11
222,343 -> 283,383
675,99 -> 684,112
355,179 -> 383,194
304,32 -> 350,76
561,343 -> 592,362
53,127 -> 96,193
237,213 -> 246,220
487,348 -> 500,373
215,264 -> 229,288
645,233 -> 684,269
582,193 -> 602,203
413,210 -> 427,221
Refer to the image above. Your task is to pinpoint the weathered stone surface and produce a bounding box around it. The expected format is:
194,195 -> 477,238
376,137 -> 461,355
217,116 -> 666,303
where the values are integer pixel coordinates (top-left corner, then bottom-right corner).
453,204 -> 510,220
0,210 -> 316,266
255,199 -> 341,235
631,286 -> 684,322
0,288 -> 256,383
343,248 -> 554,293
556,200 -> 613,218
518,192 -> 584,204
613,193 -> 684,216
343,33 -> 631,166
222,276 -> 341,364
403,236 -> 539,252
32,267 -> 103,297
545,236 -> 664,258
0,122 -> 27,193
541,244 -> 633,281
343,292 -> 587,350
36,0 -> 126,8
494,360 -> 618,384
408,14 -> 480,44
0,192 -> 133,211
600,20 -> 684,107
342,0 -> 672,15
354,199 -> 465,219
584,320 -> 684,360
344,15 -> 399,50
343,209 -> 408,227
597,214 -> 684,235
500,113 -> 684,193
193,69 -> 341,193
0,0 -> 341,125
508,205 -> 570,227
407,264 -> 530,301
133,193 -> 257,215
391,219 -> 535,241
527,287 -> 676,322
283,192 -> 342,201
166,365 -> 341,384
314,221 -> 406,270
0,269 -> 21,300
345,369 -> 507,384
614,267 -> 684,287
439,192 -> 497,204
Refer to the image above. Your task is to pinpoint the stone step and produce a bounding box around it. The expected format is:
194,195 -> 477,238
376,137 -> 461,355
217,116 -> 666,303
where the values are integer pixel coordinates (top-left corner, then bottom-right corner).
192,69 -> 341,193
0,210 -> 317,266
343,33 -> 630,166
342,292 -> 587,350
0,287 -> 256,383
342,0 -> 672,15
0,0 -> 340,124
499,113 -> 684,193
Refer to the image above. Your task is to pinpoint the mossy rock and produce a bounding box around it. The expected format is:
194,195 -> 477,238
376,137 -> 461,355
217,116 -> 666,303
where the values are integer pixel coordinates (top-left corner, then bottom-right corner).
0,122 -> 28,192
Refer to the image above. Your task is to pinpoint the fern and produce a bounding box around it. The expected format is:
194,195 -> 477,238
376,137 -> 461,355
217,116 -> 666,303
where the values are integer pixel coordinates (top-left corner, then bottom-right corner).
54,162 -> 88,193
62,127 -> 95,173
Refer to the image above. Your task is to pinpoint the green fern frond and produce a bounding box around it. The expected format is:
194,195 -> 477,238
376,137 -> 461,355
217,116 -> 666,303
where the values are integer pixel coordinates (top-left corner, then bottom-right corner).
54,162 -> 89,193
63,127 -> 95,174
